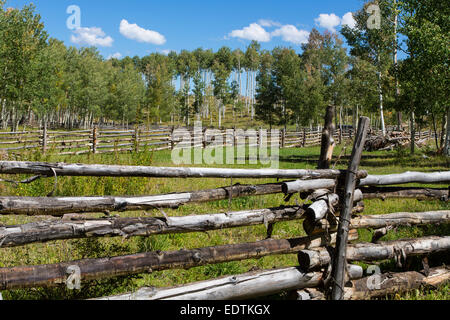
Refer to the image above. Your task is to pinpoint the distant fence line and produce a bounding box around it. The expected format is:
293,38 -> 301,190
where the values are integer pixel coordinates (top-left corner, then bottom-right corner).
0,125 -> 435,156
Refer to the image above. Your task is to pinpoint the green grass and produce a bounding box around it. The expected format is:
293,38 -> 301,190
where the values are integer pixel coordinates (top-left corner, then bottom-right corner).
0,142 -> 448,300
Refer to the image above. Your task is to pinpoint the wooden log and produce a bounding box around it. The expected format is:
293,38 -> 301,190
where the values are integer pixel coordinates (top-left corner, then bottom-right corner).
297,236 -> 450,270
331,116 -> 370,300
0,231 -> 358,290
0,139 -> 41,145
347,264 -> 364,280
305,190 -> 363,221
47,130 -> 91,134
0,206 -> 306,247
1,145 -> 40,151
306,194 -> 339,221
361,186 -> 449,201
318,106 -> 336,169
97,267 -> 324,300
360,171 -> 450,186
48,133 -> 91,139
303,210 -> 450,236
281,179 -> 338,194
0,161 -> 367,180
47,139 -> 92,145
344,266 -> 450,300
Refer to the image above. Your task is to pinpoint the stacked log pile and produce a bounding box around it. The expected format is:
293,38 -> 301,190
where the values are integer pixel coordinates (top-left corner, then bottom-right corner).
364,131 -> 411,151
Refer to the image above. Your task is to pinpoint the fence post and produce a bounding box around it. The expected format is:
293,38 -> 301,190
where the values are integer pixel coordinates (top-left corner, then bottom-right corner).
281,129 -> 285,148
92,126 -> 98,154
330,116 -> 370,300
302,128 -> 307,147
318,106 -> 336,169
170,127 -> 175,150
42,122 -> 47,154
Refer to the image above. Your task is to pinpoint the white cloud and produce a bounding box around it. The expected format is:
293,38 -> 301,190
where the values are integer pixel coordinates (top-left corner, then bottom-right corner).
158,49 -> 173,55
272,25 -> 310,45
257,19 -> 282,28
71,27 -> 113,47
341,12 -> 357,29
314,12 -> 357,32
229,23 -> 271,42
314,13 -> 342,33
107,52 -> 122,60
120,19 -> 166,45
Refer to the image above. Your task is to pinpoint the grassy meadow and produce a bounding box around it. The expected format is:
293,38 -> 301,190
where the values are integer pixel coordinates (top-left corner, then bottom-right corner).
0,141 -> 449,300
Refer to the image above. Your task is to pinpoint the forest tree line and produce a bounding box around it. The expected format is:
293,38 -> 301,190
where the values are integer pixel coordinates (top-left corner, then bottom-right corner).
0,0 -> 448,153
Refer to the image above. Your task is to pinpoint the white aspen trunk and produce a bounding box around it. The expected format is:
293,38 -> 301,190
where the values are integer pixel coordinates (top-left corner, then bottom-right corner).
246,70 -> 250,114
377,57 -> 386,136
218,103 -> 222,128
411,111 -> 415,154
394,0 -> 402,131
444,107 -> 450,156
251,71 -> 255,120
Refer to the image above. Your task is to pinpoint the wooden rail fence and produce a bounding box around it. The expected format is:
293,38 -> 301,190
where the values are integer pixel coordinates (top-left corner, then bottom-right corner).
0,125 -> 437,156
0,126 -> 360,156
0,126 -> 448,299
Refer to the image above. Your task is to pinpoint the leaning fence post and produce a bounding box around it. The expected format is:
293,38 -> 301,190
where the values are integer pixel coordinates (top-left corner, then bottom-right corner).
330,116 -> 370,300
92,126 -> 98,154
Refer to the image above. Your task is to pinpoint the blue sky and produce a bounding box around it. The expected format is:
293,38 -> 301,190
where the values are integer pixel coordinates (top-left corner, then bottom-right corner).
5,0 -> 365,59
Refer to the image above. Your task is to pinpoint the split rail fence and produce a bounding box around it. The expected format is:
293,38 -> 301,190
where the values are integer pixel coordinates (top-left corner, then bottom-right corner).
0,126 -> 361,156
0,125 -> 437,157
0,160 -> 448,299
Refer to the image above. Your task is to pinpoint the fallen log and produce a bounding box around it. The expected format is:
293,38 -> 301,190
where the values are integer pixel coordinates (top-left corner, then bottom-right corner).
344,266 -> 450,300
360,171 -> 450,186
361,186 -> 449,201
0,206 -> 306,247
297,236 -> 450,270
0,230 -> 358,290
96,267 -> 324,300
0,161 -> 367,180
303,210 -> 450,236
0,179 -> 339,216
